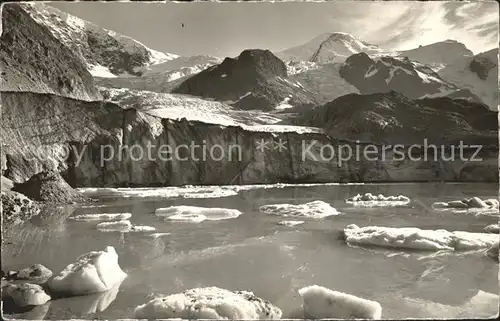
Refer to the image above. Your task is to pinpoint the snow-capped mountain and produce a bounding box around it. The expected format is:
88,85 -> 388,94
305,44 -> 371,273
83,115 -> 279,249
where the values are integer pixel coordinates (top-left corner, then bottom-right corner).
398,40 -> 474,66
339,53 -> 483,102
277,32 -> 385,63
0,4 -> 100,101
21,3 -> 178,78
172,49 -> 319,111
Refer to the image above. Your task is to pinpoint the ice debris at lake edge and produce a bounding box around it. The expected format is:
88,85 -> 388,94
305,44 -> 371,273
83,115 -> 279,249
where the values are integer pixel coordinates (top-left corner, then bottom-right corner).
48,246 -> 127,296
259,200 -> 339,218
345,193 -> 410,207
343,224 -> 499,252
299,285 -> 382,319
155,206 -> 242,222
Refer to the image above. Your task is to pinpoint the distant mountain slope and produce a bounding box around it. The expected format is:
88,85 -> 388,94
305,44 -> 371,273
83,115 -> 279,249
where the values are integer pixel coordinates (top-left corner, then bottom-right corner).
339,53 -> 483,102
398,40 -> 474,65
398,41 -> 497,109
294,91 -> 497,145
95,57 -> 221,93
140,55 -> 222,76
277,32 -> 384,63
21,3 -> 178,77
0,3 -> 100,101
172,49 -> 319,111
290,63 -> 359,105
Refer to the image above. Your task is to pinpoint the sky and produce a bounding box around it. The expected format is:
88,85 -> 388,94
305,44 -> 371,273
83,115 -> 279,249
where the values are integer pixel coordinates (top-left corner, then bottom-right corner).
49,1 -> 499,58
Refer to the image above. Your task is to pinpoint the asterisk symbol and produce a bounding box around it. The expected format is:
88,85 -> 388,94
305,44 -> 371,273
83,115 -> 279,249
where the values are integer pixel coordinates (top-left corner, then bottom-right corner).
255,138 -> 270,152
273,138 -> 288,152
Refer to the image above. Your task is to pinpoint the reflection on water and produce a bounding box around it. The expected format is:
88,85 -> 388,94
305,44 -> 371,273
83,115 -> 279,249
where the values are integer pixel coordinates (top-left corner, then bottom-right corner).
2,183 -> 499,319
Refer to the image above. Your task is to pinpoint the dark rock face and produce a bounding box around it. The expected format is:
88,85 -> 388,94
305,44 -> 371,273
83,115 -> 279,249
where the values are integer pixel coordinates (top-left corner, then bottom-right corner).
0,191 -> 41,227
2,92 -> 497,186
295,91 -> 497,146
12,170 -> 89,203
339,53 -> 483,102
469,49 -> 497,80
0,4 -> 100,101
173,49 -> 318,111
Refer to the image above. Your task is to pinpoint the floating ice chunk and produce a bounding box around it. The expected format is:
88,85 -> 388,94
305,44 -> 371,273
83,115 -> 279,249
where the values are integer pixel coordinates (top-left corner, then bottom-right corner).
149,232 -> 171,238
181,189 -> 238,199
155,206 -> 242,223
344,224 -> 498,252
403,290 -> 499,318
12,264 -> 52,283
485,224 -> 499,234
298,285 -> 382,319
432,197 -> 499,210
346,193 -> 410,207
134,286 -> 282,319
129,225 -> 156,232
70,213 -> 132,221
486,241 -> 499,262
2,283 -> 51,307
277,220 -> 305,227
259,201 -> 338,218
96,220 -> 133,232
48,246 -> 127,296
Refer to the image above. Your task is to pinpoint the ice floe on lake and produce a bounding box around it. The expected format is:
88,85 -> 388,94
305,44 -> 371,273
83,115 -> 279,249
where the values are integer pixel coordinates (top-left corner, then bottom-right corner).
96,220 -> 156,232
298,285 -> 382,319
48,246 -> 127,296
155,206 -> 242,223
345,193 -> 410,207
259,201 -> 339,218
2,283 -> 51,307
343,224 -> 498,252
484,224 -> 499,234
69,213 -> 132,221
277,220 -> 305,227
134,286 -> 282,319
403,290 -> 499,319
432,197 -> 499,215
96,220 -> 133,232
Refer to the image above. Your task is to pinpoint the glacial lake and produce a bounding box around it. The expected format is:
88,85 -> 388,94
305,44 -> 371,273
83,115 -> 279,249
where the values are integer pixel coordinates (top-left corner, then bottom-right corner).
2,182 -> 499,319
